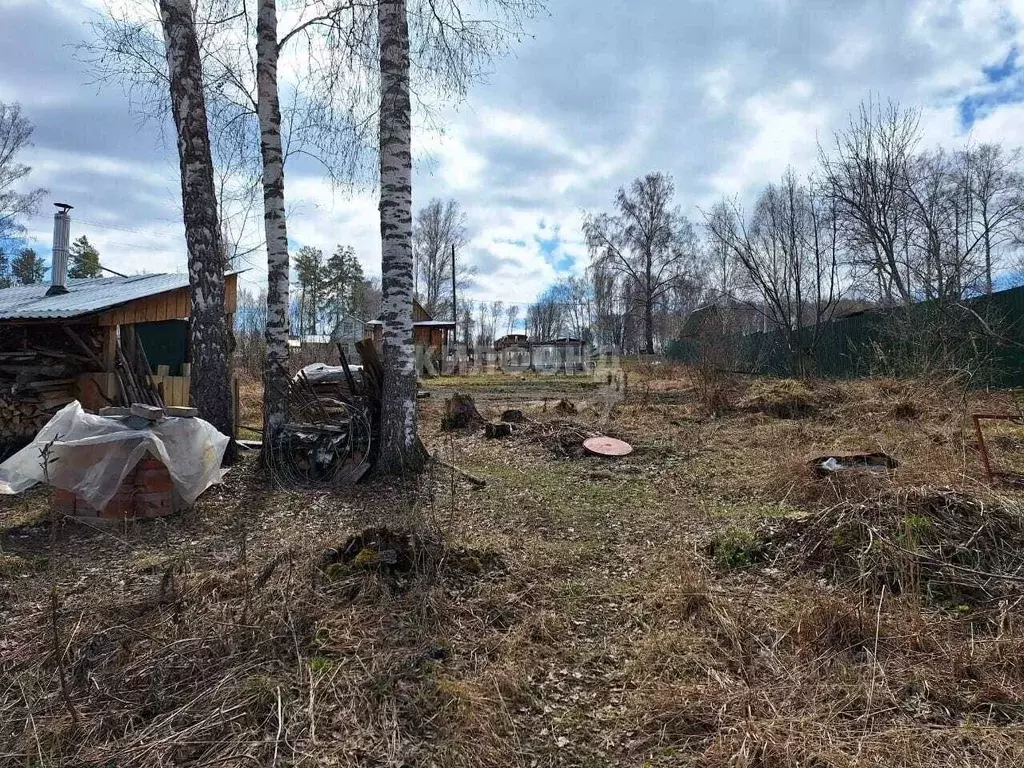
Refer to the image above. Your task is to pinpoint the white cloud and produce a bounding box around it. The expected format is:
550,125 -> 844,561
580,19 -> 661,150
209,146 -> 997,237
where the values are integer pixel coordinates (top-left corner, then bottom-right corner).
7,0 -> 1024,309
708,83 -> 830,200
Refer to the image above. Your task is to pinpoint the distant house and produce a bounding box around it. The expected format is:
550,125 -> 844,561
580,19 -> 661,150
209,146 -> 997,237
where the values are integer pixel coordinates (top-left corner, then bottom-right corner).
495,334 -> 530,371
331,316 -> 371,361
530,337 -> 587,373
680,297 -> 764,341
361,299 -> 456,374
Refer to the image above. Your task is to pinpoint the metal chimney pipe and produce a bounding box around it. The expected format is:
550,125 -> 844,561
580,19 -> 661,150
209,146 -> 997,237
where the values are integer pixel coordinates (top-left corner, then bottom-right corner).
47,202 -> 73,297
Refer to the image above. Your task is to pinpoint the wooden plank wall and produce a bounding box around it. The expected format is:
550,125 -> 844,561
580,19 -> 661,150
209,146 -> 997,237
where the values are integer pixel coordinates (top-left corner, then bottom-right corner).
98,288 -> 189,326
150,374 -> 191,407
96,274 -> 238,326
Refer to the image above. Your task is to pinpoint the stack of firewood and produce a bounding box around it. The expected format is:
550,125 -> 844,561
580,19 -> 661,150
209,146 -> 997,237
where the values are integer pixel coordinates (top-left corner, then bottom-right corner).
0,351 -> 81,441
0,325 -> 108,442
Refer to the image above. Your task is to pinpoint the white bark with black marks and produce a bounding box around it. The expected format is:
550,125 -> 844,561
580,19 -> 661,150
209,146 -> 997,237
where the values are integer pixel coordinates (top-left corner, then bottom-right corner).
256,0 -> 290,444
377,0 -> 421,473
159,0 -> 235,457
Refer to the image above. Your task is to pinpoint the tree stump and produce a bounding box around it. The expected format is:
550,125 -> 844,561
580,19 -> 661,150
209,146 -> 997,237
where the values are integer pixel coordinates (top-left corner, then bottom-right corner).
442,393 -> 484,430
485,422 -> 513,439
553,399 -> 577,415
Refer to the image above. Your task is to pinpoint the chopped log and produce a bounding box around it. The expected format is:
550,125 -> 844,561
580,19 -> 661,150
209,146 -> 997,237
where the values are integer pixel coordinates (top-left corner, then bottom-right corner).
63,326 -> 105,370
431,455 -> 487,488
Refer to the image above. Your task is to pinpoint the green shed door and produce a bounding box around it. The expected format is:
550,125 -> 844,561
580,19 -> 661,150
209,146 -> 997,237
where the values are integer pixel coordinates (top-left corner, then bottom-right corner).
135,320 -> 189,375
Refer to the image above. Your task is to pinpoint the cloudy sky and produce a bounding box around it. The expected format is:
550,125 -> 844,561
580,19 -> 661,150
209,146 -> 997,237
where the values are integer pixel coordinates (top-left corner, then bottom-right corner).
3,0 -> 1024,304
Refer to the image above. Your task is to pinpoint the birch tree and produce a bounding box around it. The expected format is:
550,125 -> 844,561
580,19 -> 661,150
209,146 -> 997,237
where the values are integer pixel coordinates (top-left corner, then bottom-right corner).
505,303 -> 520,335
0,102 -> 45,244
962,144 -> 1024,294
705,171 -> 841,376
820,100 -> 920,304
159,0 -> 236,454
377,0 -> 421,472
256,0 -> 291,442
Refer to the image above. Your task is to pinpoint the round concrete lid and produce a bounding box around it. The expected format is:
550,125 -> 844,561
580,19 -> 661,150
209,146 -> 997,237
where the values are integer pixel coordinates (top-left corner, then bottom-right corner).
583,436 -> 633,457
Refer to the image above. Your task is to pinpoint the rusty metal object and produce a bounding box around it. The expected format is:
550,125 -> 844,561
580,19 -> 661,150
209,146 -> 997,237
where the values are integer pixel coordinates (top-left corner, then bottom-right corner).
972,413 -> 1024,483
583,436 -> 633,457
266,351 -> 376,488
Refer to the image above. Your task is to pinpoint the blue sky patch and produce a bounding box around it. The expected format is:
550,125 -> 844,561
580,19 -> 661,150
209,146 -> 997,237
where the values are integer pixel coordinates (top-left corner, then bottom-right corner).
961,46 -> 1024,128
534,228 -> 575,272
984,46 -> 1019,83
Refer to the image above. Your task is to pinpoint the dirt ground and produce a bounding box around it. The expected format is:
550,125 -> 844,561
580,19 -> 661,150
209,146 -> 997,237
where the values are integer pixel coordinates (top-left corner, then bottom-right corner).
4,367 -> 1024,766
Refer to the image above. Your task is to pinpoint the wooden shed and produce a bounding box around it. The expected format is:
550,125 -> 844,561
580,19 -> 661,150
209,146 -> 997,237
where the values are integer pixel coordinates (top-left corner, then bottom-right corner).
367,299 -> 456,373
0,272 -> 237,446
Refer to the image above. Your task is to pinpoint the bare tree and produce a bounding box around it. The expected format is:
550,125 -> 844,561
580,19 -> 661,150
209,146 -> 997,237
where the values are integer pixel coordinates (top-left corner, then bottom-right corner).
590,263 -> 624,351
527,288 -> 564,341
705,171 -> 841,376
360,276 -> 383,319
459,297 -> 476,349
489,300 -> 504,342
559,276 -> 593,342
962,143 -> 1024,294
475,302 -> 491,347
413,198 -> 473,318
0,103 -> 45,244
820,99 -> 920,304
584,172 -> 698,353
504,303 -> 520,335
159,0 -> 236,455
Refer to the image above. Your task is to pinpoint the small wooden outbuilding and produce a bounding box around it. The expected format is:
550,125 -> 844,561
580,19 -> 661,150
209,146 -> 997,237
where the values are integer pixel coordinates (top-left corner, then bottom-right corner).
0,272 -> 238,445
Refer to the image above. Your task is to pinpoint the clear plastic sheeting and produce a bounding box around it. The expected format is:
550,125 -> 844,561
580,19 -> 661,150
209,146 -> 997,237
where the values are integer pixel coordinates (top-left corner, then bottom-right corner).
0,401 -> 229,509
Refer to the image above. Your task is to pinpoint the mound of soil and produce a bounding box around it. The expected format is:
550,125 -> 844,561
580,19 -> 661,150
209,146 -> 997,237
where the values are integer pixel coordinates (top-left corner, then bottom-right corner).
739,379 -> 824,419
321,526 -> 503,591
759,489 -> 1024,621
515,418 -> 594,458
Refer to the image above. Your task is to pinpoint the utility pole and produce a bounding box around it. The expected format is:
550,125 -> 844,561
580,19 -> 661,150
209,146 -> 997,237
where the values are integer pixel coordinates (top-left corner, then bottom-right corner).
451,243 -> 458,374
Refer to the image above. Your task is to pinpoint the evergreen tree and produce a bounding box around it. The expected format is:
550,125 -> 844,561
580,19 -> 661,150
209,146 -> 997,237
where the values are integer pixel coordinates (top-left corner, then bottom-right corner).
325,244 -> 365,330
292,245 -> 325,335
11,247 -> 45,285
68,235 -> 102,278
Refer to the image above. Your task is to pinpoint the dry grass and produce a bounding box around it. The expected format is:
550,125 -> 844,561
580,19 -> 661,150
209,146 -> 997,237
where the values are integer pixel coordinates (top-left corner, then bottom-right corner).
2,368 -> 1024,765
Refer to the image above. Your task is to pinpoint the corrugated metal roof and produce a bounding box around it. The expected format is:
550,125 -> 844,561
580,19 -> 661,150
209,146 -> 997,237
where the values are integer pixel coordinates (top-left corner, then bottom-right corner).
0,273 -> 191,320
414,319 -> 456,328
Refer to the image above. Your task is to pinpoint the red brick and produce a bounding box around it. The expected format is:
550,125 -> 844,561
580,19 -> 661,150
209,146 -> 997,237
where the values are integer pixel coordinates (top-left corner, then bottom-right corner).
135,491 -> 174,518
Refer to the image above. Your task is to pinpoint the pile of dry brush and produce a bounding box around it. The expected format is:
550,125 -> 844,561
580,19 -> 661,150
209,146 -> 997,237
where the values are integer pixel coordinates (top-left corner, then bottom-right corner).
1,526 -> 503,766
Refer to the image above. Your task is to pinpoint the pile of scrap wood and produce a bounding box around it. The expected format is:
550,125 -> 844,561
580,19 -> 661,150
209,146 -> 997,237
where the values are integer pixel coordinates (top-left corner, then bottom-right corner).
0,325 -> 164,444
266,342 -> 382,487
0,326 -> 101,442
115,328 -> 164,409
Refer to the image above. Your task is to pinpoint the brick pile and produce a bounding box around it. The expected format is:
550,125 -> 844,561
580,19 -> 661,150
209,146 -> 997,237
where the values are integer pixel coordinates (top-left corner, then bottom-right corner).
51,452 -> 175,520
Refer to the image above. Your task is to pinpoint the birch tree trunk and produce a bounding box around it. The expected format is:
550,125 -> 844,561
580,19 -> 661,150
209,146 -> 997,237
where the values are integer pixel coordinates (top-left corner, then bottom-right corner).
256,0 -> 290,447
159,0 -> 236,459
377,0 -> 423,473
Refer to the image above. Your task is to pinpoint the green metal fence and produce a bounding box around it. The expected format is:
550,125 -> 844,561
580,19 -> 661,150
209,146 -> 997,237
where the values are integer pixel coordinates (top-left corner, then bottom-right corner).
667,286 -> 1024,387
